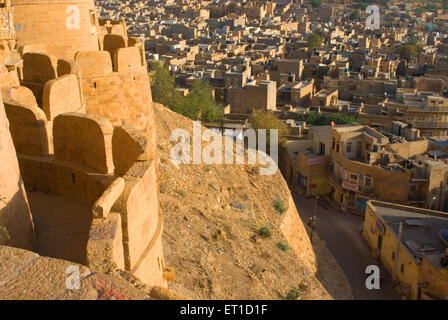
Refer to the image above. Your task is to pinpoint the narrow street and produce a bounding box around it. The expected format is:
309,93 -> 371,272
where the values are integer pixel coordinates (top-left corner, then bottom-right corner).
293,193 -> 401,300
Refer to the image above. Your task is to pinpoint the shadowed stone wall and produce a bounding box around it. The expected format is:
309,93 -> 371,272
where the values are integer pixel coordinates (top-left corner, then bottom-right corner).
0,97 -> 34,249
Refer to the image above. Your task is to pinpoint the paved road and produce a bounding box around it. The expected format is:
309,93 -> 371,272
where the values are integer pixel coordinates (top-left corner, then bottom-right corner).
293,193 -> 401,300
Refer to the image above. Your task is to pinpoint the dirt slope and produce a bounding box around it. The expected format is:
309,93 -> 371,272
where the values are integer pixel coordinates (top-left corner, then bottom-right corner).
154,103 -> 352,300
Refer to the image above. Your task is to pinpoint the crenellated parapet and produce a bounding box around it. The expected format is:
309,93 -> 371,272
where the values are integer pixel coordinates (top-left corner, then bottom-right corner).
4,102 -> 167,286
0,0 -> 167,289
0,95 -> 34,251
12,0 -> 100,60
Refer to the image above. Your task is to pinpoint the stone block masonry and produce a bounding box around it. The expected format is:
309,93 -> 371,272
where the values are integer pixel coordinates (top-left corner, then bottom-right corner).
0,99 -> 34,250
53,113 -> 114,174
43,74 -> 85,120
12,0 -> 100,60
4,102 -> 51,156
77,57 -> 155,139
0,0 -> 167,290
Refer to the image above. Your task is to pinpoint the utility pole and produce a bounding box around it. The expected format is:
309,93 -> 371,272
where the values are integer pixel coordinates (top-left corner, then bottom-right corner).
393,222 -> 403,282
308,197 -> 318,244
428,196 -> 436,211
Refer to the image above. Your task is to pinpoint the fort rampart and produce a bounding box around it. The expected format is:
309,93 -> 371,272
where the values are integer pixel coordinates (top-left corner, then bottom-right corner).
0,0 -> 168,287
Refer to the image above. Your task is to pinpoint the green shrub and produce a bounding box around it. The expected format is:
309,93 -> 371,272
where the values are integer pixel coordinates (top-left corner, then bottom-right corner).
286,288 -> 301,300
0,197 -> 9,241
349,9 -> 360,20
307,33 -> 323,49
309,0 -> 321,7
297,113 -> 358,126
276,241 -> 290,252
249,109 -> 289,147
150,62 -> 222,122
274,199 -> 287,214
0,226 -> 10,241
208,183 -> 218,191
258,224 -> 272,238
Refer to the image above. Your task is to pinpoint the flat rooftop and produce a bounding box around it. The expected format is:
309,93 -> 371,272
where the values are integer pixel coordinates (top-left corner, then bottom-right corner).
310,125 -> 332,141
428,137 -> 448,148
371,201 -> 448,268
291,81 -> 313,89
315,88 -> 337,97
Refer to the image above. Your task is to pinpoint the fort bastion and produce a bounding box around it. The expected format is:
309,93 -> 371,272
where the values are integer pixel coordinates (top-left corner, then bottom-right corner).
0,0 -> 170,288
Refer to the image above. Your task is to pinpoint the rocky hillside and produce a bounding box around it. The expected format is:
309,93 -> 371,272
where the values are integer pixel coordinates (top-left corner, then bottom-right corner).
155,103 -> 353,300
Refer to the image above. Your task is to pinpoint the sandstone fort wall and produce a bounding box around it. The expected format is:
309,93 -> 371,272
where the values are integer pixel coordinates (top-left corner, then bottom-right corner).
42,74 -> 85,120
0,98 -> 34,250
4,102 -> 51,155
74,44 -> 154,141
5,106 -> 165,284
12,0 -> 100,59
53,112 -> 114,174
0,0 -> 166,288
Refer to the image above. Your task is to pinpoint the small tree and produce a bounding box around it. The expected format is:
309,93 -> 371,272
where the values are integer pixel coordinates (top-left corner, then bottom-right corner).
328,113 -> 358,125
150,61 -> 175,107
443,0 -> 448,10
307,34 -> 323,49
309,0 -> 322,8
349,9 -> 360,20
297,113 -> 358,126
249,110 -> 289,147
150,62 -> 222,122
397,43 -> 421,61
176,80 -> 222,122
353,0 -> 378,10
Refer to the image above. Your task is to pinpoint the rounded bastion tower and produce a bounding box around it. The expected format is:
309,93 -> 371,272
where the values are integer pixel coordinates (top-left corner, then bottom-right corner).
1,0 -> 167,288
11,0 -> 99,59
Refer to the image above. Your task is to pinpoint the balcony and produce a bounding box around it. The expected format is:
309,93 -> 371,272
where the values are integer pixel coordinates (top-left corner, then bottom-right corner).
358,184 -> 374,196
327,167 -> 374,196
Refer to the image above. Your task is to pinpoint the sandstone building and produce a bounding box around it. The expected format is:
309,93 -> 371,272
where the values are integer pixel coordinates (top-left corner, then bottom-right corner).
280,123 -> 448,215
363,201 -> 448,300
227,79 -> 276,114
